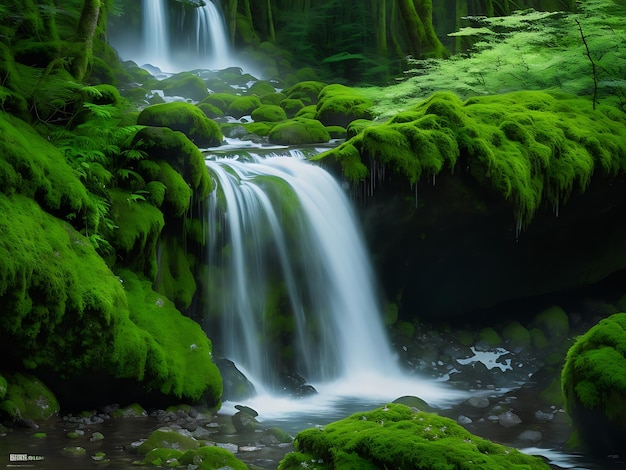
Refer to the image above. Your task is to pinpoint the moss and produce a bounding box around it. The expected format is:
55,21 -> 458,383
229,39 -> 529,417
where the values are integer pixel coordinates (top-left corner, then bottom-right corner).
393,321 -> 415,340
530,327 -> 549,350
261,91 -> 287,106
248,80 -> 276,97
143,447 -> 184,467
197,103 -> 224,119
315,84 -> 373,128
137,428 -> 199,455
502,321 -> 532,349
279,404 -> 550,470
0,112 -> 90,217
284,81 -> 327,105
109,189 -> 164,278
132,126 -> 213,203
326,125 -> 347,139
0,194 -> 126,374
201,93 -> 239,113
316,91 -> 626,229
160,72 -> 209,101
533,305 -> 569,342
226,95 -> 262,119
0,374 -> 7,399
251,104 -> 287,123
137,102 -> 223,147
113,270 -> 222,404
294,104 -> 317,119
242,121 -> 274,137
180,446 -> 248,470
0,373 -> 59,422
268,118 -> 331,145
478,327 -> 502,347
280,98 -> 305,118
561,313 -> 626,454
154,234 -> 197,310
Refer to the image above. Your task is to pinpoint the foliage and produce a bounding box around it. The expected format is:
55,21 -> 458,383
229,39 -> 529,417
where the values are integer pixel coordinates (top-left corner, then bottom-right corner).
279,403 -> 550,469
0,373 -> 60,422
366,0 -> 626,118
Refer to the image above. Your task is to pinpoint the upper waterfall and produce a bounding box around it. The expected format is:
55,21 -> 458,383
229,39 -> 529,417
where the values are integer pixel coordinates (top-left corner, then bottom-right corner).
113,0 -> 234,73
205,150 -> 401,391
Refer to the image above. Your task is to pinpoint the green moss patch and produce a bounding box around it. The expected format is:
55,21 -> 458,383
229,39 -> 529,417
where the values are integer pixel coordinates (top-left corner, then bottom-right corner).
137,102 -> 223,147
561,312 -> 626,453
268,118 -> 330,145
251,104 -> 287,123
315,84 -> 373,127
316,91 -> 626,230
279,404 -> 550,469
160,72 -> 209,101
226,95 -> 262,119
0,373 -> 59,422
180,446 -> 248,470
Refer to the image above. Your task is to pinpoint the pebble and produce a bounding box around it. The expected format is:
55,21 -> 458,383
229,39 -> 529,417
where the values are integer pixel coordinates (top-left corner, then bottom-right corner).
498,411 -> 522,428
517,430 -> 542,442
457,415 -> 473,425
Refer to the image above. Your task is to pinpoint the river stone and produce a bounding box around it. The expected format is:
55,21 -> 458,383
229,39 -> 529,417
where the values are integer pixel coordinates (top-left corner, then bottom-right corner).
234,405 -> 258,417
535,410 -> 554,421
466,396 -> 490,408
518,429 -> 542,442
499,410 -> 522,427
457,415 -> 473,425
62,446 -> 87,456
90,432 -> 104,441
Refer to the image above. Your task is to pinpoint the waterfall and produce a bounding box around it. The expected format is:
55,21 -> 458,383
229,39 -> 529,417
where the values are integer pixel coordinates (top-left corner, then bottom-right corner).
205,151 -> 400,391
142,0 -> 169,68
195,1 -> 230,69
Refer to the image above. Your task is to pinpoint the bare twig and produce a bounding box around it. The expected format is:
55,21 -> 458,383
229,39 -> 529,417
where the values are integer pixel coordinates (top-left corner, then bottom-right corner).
575,18 -> 597,110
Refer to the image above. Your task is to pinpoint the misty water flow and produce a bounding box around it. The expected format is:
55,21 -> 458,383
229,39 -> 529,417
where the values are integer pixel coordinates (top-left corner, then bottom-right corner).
117,0 -> 234,72
205,147 -> 465,421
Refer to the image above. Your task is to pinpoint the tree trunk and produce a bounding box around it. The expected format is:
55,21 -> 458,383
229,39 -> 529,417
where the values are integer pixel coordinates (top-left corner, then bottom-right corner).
395,0 -> 446,58
71,0 -> 101,82
226,0 -> 238,45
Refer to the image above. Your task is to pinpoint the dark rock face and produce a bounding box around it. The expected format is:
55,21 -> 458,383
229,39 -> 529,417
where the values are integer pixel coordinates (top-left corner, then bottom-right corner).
359,165 -> 626,321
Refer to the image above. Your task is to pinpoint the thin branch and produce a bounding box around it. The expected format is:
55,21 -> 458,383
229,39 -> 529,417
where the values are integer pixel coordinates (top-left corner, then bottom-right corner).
575,18 -> 597,110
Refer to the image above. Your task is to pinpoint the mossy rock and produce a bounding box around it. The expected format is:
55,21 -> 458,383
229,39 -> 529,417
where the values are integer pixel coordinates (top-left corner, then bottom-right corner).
136,428 -> 200,455
346,119 -> 379,138
279,404 -> 550,469
132,126 -> 213,207
179,446 -> 248,469
561,313 -> 626,455
392,395 -> 435,413
197,103 -> 224,119
478,327 -> 502,348
315,84 -> 374,128
268,118 -> 331,145
226,95 -> 262,119
137,102 -> 223,147
142,447 -> 184,467
261,91 -> 287,106
248,80 -> 277,97
159,72 -> 209,101
295,67 -> 321,82
294,104 -> 317,119
316,91 -> 626,229
502,321 -> 532,350
283,81 -> 327,105
530,327 -> 550,350
251,104 -> 287,123
280,98 -> 305,118
0,373 -> 59,423
113,269 -> 222,404
325,125 -> 347,139
533,305 -> 570,342
201,93 -> 239,113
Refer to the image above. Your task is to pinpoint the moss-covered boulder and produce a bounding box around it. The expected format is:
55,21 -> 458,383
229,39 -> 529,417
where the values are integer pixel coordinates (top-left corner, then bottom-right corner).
283,81 -> 327,105
226,95 -> 262,119
561,312 -> 626,455
137,427 -> 200,455
137,102 -> 223,147
279,404 -> 550,469
201,93 -> 239,113
251,104 -> 287,123
180,446 -> 248,470
261,91 -> 287,106
280,98 -> 305,118
159,72 -> 209,101
315,84 -> 374,128
268,118 -> 331,145
0,373 -> 59,423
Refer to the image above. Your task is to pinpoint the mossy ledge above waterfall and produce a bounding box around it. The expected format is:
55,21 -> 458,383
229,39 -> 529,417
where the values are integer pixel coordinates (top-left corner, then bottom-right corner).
314,90 -> 626,230
279,403 -> 550,469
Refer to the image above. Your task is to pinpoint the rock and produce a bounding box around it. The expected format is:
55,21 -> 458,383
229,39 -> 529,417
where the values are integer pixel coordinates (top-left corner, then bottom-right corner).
90,432 -> 104,441
457,415 -> 473,425
234,405 -> 258,417
498,410 -> 522,428
216,358 -> 256,401
260,427 -> 293,445
466,396 -> 490,408
62,446 -> 87,456
534,410 -> 554,421
232,411 -> 260,432
518,429 -> 542,442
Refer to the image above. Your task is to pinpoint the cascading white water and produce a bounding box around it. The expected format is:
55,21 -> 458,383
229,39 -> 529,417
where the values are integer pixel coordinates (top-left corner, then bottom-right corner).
142,0 -> 169,69
205,151 -> 400,390
195,1 -> 231,69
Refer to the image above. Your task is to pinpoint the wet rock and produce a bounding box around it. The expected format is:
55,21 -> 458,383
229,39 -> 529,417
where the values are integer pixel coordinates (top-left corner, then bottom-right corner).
534,410 -> 554,421
217,442 -> 239,453
499,411 -> 522,428
232,411 -> 260,432
279,372 -> 318,397
234,405 -> 258,417
466,396 -> 490,408
90,431 -> 104,441
260,427 -> 293,445
518,429 -> 542,442
457,415 -> 473,425
62,446 -> 87,456
216,358 -> 257,401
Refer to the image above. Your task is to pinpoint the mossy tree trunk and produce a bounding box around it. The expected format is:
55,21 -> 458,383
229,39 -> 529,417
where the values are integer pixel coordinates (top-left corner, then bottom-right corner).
226,0 -> 238,44
395,0 -> 446,58
71,0 -> 101,82
374,0 -> 388,56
